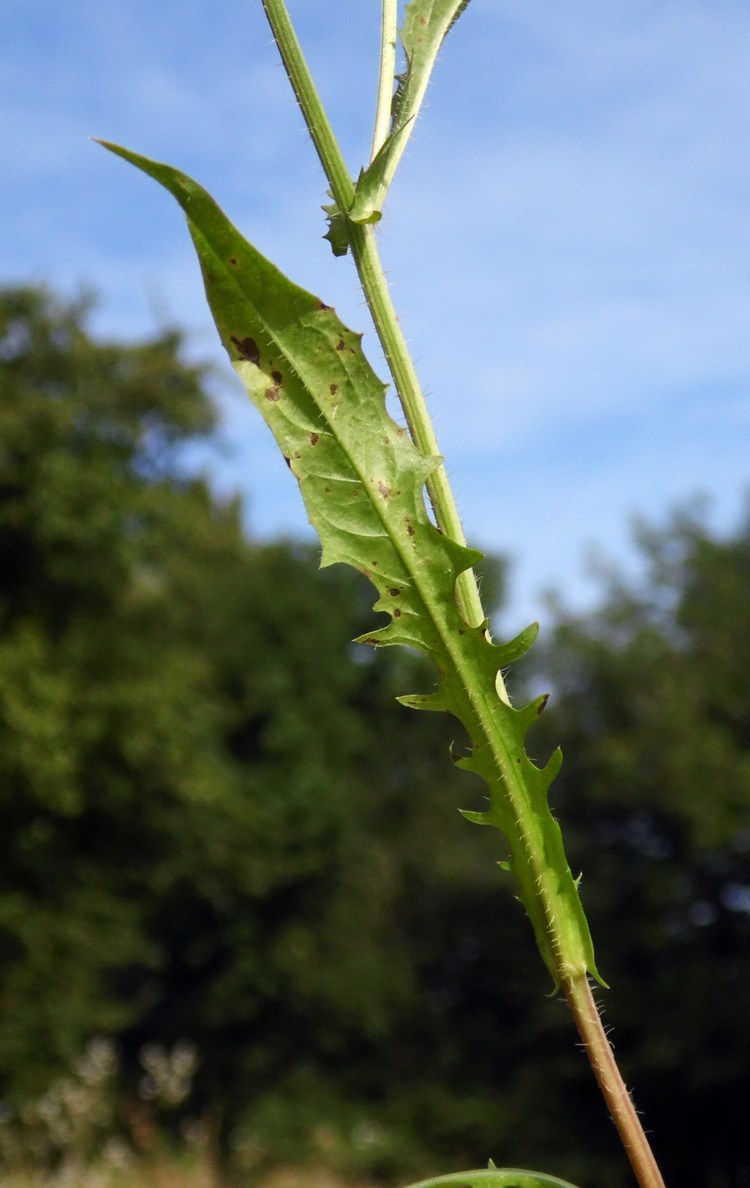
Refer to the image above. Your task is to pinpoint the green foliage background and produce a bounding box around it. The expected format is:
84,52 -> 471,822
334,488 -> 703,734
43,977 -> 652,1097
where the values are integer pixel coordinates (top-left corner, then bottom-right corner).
1,285 -> 749,1186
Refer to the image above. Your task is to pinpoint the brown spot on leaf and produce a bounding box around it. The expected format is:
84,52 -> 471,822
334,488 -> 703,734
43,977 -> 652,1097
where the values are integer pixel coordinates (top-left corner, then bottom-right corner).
310,433 -> 320,445
329,383 -> 338,395
229,257 -> 238,266
230,335 -> 261,364
393,608 -> 402,618
378,480 -> 390,499
265,385 -> 281,402
336,340 -> 345,351
389,588 -> 401,597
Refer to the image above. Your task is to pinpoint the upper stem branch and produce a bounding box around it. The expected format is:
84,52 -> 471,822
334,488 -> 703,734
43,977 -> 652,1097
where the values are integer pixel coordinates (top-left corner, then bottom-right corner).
261,0 -> 489,639
371,0 -> 399,161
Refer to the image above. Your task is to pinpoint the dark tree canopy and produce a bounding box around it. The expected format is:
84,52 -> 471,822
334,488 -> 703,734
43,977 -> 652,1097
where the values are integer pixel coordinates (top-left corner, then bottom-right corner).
0,286 -> 506,1173
1,284 -> 749,1187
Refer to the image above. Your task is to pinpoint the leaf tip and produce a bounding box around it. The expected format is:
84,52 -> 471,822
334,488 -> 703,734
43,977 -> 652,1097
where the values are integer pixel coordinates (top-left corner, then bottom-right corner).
459,808 -> 489,826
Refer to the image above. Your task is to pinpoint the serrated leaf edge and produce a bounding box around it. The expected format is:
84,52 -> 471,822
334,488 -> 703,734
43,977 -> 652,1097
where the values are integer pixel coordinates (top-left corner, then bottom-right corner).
98,139 -> 602,991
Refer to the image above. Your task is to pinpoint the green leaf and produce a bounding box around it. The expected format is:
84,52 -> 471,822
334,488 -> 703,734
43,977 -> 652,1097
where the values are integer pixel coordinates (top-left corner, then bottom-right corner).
97,141 -> 602,990
394,0 -> 473,128
404,1170 -> 581,1188
350,0 -> 472,224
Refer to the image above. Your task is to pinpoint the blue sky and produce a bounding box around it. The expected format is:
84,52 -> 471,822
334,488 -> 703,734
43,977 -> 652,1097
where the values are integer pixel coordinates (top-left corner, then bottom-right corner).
4,0 -> 750,633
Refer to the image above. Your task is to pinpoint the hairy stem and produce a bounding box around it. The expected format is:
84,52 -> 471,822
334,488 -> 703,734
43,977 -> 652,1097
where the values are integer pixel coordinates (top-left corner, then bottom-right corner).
261,0 -> 489,641
260,0 -> 354,211
259,11 -> 668,1187
352,226 -> 489,635
371,0 -> 399,160
563,976 -> 665,1188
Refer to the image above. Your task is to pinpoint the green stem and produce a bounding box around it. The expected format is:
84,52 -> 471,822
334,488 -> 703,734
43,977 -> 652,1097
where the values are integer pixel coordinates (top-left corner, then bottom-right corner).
371,0 -> 399,161
261,0 -> 489,643
260,0 -> 354,212
352,226 -> 489,637
259,8 -> 669,1186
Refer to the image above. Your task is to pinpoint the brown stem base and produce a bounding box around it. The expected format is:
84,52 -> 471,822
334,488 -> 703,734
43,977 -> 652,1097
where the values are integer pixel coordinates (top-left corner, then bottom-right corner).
563,975 -> 666,1188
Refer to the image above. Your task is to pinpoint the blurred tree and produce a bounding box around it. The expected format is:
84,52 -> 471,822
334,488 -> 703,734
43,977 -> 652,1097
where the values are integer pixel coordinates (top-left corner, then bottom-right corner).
0,286 -> 518,1174
0,284 -> 230,1092
0,286 -> 412,1104
5,284 -> 749,1187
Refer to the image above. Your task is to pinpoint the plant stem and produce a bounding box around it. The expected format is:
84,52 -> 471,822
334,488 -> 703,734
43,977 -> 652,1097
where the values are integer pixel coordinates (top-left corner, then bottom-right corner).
563,975 -> 665,1188
259,24 -> 668,1188
261,0 -> 489,641
371,0 -> 399,160
260,0 -> 354,212
352,225 -> 490,635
